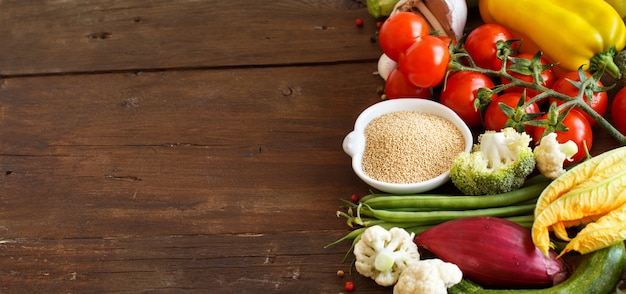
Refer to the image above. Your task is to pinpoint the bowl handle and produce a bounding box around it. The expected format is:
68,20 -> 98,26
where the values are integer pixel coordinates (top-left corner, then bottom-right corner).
342,131 -> 358,157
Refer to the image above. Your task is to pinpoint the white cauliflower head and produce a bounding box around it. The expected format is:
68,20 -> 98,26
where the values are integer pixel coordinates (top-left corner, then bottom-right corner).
478,127 -> 533,170
393,259 -> 463,294
533,132 -> 578,179
353,226 -> 420,286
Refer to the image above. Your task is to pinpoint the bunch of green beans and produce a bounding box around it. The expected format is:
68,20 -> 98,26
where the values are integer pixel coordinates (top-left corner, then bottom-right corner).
326,176 -> 551,258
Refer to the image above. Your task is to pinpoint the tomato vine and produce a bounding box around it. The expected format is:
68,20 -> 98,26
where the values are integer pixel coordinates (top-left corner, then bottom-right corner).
447,39 -> 626,146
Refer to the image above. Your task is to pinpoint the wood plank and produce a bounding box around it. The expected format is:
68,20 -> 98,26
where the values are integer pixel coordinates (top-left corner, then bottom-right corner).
0,232 -> 389,292
2,2 -> 624,292
0,63 -> 382,239
1,61 -> 622,291
0,62 -> 390,291
0,0 -> 381,76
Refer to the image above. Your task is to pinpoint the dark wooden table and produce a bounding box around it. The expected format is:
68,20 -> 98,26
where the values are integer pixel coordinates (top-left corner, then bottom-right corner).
0,1 -> 622,293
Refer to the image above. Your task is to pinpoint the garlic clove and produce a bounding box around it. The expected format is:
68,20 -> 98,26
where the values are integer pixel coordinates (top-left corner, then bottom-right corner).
377,53 -> 397,81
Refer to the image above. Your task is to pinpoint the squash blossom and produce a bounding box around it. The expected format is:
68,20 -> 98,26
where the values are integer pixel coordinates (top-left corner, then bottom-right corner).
479,0 -> 626,79
531,146 -> 626,257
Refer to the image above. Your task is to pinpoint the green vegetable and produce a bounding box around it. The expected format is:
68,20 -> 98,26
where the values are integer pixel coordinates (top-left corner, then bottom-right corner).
361,179 -> 550,210
366,0 -> 478,19
361,203 -> 536,224
448,279 -> 484,293
448,242 -> 626,294
328,178 -> 550,251
450,127 -> 536,196
366,0 -> 401,18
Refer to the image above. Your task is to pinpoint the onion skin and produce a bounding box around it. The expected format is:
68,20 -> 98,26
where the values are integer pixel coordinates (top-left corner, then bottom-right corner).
414,216 -> 569,289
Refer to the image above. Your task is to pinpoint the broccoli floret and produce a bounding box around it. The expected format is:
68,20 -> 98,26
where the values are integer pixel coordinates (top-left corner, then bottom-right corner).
450,128 -> 536,196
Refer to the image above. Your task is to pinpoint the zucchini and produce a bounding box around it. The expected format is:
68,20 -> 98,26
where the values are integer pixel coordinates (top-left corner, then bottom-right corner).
448,279 -> 483,294
449,242 -> 626,294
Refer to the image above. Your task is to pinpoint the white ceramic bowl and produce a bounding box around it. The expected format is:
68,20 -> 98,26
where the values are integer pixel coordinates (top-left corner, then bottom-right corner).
343,98 -> 473,194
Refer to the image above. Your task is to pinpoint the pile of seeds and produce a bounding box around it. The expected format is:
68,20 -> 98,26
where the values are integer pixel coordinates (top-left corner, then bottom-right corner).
361,110 -> 465,184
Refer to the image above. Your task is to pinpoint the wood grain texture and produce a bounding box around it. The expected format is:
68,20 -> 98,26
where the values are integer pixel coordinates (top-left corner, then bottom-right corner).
0,1 -> 624,292
0,63 -> 384,238
0,0 -> 380,75
0,232 -> 365,293
0,61 -> 391,291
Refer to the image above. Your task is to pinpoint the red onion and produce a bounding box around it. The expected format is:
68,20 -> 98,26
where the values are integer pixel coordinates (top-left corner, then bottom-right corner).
414,216 -> 569,289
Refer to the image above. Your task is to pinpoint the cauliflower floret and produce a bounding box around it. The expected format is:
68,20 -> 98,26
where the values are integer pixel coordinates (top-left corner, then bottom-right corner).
394,259 -> 463,294
533,132 -> 578,179
354,226 -> 420,286
450,127 -> 536,195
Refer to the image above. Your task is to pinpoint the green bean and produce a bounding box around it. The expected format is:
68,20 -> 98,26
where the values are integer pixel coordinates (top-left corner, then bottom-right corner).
377,202 -> 534,212
503,214 -> 535,223
355,219 -> 430,228
327,213 -> 536,263
324,227 -> 365,249
378,207 -> 456,212
403,224 -> 433,235
521,173 -> 550,186
327,214 -> 535,249
358,192 -> 439,204
361,181 -> 549,210
362,203 -> 536,223
330,178 -> 544,264
514,222 -> 533,229
515,198 -> 540,206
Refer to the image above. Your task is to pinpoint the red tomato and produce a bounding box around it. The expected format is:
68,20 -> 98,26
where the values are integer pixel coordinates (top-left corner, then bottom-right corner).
435,35 -> 455,47
484,92 -> 540,133
532,109 -> 592,165
398,35 -> 450,89
440,71 -> 496,127
549,71 -> 608,125
384,67 -> 432,99
501,53 -> 556,98
378,12 -> 429,62
611,87 -> 626,135
464,24 -> 517,71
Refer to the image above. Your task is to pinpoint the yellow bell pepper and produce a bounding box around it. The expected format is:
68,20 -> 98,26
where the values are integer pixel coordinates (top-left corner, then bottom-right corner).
479,0 -> 626,79
604,0 -> 626,18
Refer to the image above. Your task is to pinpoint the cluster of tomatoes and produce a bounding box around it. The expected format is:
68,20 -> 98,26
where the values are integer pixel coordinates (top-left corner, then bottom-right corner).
379,12 -> 626,165
379,12 -> 450,99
